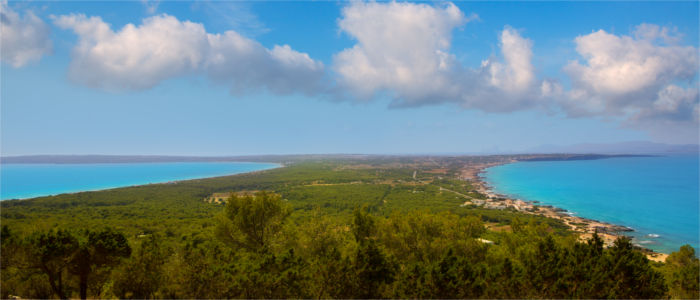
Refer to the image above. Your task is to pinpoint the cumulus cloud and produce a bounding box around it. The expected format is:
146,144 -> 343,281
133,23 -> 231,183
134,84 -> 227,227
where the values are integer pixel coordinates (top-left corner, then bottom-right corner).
565,27 -> 696,99
484,27 -> 535,93
53,13 -> 324,94
627,85 -> 699,144
333,1 -> 467,103
0,1 -> 52,68
637,85 -> 699,123
628,86 -> 699,143
333,1 -> 545,111
206,33 -> 323,95
45,2 -> 699,142
332,2 -> 697,141
53,14 -> 208,90
470,27 -> 544,112
562,24 -> 698,128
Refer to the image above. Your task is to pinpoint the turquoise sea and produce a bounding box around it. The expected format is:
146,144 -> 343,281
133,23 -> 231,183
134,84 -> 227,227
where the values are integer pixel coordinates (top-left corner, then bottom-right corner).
483,155 -> 699,254
0,162 -> 279,200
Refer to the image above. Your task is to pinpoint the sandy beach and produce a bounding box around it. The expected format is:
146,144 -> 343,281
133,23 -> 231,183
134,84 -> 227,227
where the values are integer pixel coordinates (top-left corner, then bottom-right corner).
460,161 -> 669,262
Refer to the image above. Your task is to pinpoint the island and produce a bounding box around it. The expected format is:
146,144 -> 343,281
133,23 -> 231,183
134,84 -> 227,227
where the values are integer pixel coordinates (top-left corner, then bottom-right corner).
1,154 -> 697,299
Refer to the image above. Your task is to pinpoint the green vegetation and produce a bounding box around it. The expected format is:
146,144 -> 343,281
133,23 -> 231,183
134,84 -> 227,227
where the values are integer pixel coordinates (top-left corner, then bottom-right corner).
1,157 -> 698,298
216,191 -> 291,253
1,227 -> 131,299
663,245 -> 700,299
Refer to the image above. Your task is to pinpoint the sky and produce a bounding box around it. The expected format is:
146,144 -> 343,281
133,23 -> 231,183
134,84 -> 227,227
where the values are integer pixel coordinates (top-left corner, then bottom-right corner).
1,0 -> 698,156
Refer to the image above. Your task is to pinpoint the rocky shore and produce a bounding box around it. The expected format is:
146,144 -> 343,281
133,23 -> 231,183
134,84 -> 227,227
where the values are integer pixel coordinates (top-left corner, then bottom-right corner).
459,161 -> 669,262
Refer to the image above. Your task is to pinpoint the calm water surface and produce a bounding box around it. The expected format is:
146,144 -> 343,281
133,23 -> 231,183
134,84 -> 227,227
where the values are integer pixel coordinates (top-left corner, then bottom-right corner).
483,155 -> 699,254
0,162 -> 279,200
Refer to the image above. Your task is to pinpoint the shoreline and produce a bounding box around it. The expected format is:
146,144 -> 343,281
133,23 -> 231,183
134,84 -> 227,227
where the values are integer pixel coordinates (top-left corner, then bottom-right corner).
461,160 -> 669,262
1,162 -> 283,201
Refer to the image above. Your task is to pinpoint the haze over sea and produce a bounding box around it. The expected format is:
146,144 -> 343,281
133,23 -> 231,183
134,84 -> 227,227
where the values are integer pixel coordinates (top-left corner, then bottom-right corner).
0,162 -> 279,200
484,155 -> 699,254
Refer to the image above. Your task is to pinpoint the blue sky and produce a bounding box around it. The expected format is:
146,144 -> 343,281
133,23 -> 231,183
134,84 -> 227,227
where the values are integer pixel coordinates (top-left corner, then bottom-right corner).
1,1 -> 698,156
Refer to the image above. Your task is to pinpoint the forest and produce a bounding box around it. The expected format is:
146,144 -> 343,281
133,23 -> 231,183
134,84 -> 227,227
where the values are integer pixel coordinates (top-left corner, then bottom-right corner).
1,157 -> 698,299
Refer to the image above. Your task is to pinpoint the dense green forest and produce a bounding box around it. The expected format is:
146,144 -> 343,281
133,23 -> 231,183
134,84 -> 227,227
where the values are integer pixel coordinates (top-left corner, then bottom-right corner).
1,158 -> 698,298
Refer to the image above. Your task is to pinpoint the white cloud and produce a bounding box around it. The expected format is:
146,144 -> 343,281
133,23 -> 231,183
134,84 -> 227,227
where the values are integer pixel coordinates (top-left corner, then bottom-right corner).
484,27 -> 535,93
44,2 -> 700,142
206,32 -> 324,95
54,14 -> 208,90
53,13 -> 324,94
627,85 -> 699,143
562,25 -> 698,124
332,2 -> 697,141
565,26 -> 696,101
332,1 -> 545,112
558,25 -> 699,142
333,1 -> 467,103
0,1 -> 52,68
636,84 -> 699,123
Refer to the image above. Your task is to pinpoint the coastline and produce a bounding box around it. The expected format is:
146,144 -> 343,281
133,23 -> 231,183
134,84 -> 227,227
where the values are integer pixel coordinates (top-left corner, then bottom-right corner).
1,162 -> 283,201
460,160 -> 669,262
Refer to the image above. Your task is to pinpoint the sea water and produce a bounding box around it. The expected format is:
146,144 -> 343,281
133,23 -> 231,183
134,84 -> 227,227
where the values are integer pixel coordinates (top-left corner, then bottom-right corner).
483,155 -> 699,254
0,162 -> 279,200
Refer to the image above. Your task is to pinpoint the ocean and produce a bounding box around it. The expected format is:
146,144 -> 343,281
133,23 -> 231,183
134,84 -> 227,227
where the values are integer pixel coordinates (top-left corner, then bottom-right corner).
0,162 -> 279,200
483,154 -> 699,254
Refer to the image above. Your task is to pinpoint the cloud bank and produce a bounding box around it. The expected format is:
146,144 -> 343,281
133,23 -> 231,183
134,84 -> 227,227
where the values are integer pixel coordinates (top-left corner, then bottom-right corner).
564,25 -> 698,116
53,13 -> 324,95
333,2 -> 697,141
560,24 -> 698,141
20,1 -> 698,142
0,1 -> 52,68
333,2 -> 546,112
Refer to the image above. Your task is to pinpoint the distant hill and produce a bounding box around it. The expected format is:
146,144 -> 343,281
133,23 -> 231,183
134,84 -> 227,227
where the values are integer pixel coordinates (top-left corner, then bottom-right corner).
528,141 -> 699,155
